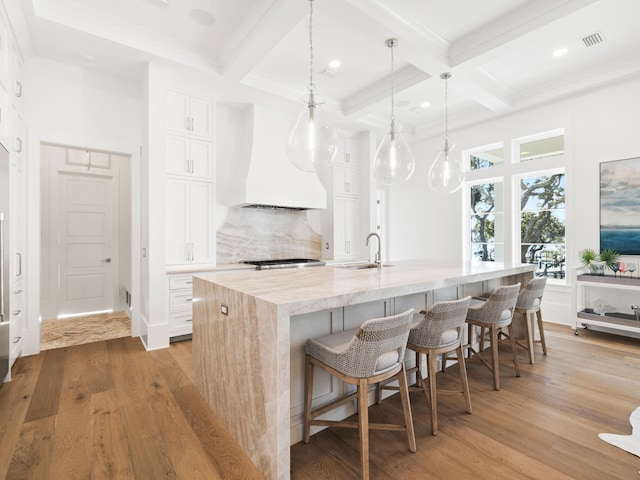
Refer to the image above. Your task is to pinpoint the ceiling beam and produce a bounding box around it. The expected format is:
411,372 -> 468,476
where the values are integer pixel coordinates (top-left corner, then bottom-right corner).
450,0 -> 600,67
220,0 -> 306,83
342,65 -> 430,118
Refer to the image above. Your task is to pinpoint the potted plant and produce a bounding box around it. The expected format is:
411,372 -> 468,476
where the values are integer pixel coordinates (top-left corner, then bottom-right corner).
599,248 -> 620,274
579,248 -> 603,275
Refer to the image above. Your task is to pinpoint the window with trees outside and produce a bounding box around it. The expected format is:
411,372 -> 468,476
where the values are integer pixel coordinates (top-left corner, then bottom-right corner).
466,130 -> 566,280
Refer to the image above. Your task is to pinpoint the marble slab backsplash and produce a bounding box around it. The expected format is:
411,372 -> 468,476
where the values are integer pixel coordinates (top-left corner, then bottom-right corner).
216,207 -> 322,263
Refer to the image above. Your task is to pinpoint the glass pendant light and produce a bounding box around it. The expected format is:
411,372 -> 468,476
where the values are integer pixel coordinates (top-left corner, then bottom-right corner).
286,0 -> 337,172
373,38 -> 415,186
428,72 -> 464,193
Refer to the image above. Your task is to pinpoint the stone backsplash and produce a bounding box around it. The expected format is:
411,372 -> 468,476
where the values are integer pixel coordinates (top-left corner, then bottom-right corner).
216,207 -> 322,263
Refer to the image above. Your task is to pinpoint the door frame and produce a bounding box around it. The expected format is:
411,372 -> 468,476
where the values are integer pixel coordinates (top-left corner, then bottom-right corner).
25,135 -> 140,356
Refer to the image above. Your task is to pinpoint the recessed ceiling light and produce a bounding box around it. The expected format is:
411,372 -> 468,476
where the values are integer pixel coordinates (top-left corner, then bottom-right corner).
190,9 -> 215,26
420,101 -> 431,109
329,59 -> 341,69
553,48 -> 568,57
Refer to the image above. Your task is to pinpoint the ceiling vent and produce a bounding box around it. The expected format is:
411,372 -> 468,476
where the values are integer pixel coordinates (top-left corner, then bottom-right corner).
319,67 -> 338,78
582,32 -> 603,47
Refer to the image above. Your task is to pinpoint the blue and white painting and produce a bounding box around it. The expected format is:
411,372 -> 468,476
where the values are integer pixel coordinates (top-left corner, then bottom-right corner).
600,157 -> 640,255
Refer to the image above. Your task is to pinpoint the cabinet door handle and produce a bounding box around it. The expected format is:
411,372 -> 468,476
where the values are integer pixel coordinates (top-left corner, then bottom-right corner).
186,318 -> 193,322
12,310 -> 21,316
345,152 -> 350,163
16,252 -> 22,276
345,182 -> 350,193
345,241 -> 350,254
15,81 -> 22,98
190,117 -> 194,132
186,298 -> 192,302
12,336 -> 21,343
185,117 -> 190,131
14,137 -> 22,153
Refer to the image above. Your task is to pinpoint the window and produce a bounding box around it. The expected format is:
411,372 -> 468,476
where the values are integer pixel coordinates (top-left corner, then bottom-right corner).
470,181 -> 504,262
470,145 -> 503,170
519,172 -> 566,278
465,130 -> 567,281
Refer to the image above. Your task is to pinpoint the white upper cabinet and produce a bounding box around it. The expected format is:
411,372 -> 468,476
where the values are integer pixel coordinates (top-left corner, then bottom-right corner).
166,90 -> 214,140
165,134 -> 212,179
165,178 -> 213,265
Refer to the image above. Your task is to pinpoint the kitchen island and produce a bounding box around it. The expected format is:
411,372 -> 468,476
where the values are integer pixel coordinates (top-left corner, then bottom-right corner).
192,260 -> 534,479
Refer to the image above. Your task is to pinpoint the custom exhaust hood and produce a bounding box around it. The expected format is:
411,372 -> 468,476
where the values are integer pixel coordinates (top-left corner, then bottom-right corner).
223,104 -> 327,210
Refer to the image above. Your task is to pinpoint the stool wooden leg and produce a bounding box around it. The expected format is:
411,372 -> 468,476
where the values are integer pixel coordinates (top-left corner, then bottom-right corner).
357,379 -> 370,480
537,309 -> 547,355
427,352 -> 438,435
456,344 -> 472,414
397,364 -> 416,451
303,355 -> 314,444
508,324 -> 521,378
416,352 -> 429,406
490,325 -> 500,391
526,311 -> 536,364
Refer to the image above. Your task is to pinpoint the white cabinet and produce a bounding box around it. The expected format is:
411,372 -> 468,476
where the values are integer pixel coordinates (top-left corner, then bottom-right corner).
334,196 -> 360,259
166,90 -> 214,140
166,134 -> 212,179
322,134 -> 364,261
165,179 -> 213,265
167,274 -> 194,337
574,273 -> 640,335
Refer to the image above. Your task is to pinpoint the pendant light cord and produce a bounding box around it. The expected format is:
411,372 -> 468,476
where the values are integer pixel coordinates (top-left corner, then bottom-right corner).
385,38 -> 397,134
308,0 -> 315,93
441,72 -> 451,153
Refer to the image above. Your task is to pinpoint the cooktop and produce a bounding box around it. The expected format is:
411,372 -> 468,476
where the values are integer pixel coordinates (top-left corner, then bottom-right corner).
242,258 -> 326,270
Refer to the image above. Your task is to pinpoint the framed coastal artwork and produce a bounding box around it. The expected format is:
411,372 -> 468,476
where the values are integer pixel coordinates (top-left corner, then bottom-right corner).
600,157 -> 640,255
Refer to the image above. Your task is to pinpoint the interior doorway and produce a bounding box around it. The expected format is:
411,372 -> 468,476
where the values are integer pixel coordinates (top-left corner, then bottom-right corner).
40,143 -> 132,336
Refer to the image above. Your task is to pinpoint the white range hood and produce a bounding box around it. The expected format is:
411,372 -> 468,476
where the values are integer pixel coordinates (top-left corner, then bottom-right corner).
224,104 -> 327,210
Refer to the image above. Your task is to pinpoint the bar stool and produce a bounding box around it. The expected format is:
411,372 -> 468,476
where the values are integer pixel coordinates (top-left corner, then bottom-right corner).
465,283 -> 521,391
404,297 -> 472,435
303,309 -> 416,480
514,276 -> 548,364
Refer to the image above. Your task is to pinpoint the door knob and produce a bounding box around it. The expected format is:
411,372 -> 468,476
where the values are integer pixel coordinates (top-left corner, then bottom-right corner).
102,258 -> 111,263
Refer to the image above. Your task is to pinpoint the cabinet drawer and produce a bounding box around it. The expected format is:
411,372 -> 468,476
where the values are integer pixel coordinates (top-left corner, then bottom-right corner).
169,290 -> 193,311
169,275 -> 193,290
169,311 -> 193,333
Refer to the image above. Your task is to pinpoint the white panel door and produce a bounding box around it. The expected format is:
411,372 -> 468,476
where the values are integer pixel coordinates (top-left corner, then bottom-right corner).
57,172 -> 115,316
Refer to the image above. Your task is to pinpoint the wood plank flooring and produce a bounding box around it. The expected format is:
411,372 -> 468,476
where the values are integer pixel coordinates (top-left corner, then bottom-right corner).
290,324 -> 640,480
0,323 -> 638,479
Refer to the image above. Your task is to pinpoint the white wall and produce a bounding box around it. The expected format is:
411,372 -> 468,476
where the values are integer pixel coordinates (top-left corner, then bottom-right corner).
23,57 -> 142,354
389,77 -> 640,326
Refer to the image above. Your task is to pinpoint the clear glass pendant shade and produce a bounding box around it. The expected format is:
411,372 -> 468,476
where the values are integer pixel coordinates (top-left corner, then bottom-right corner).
427,141 -> 463,193
373,38 -> 415,187
286,94 -> 337,172
427,72 -> 464,193
373,127 -> 415,186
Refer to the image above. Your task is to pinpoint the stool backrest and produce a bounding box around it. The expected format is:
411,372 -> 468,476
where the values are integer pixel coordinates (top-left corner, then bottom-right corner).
345,309 -> 415,377
469,283 -> 521,324
516,276 -> 547,310
409,297 -> 471,349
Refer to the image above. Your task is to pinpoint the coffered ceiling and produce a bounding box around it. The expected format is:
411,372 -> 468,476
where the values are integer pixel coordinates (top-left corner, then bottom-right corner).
21,0 -> 640,138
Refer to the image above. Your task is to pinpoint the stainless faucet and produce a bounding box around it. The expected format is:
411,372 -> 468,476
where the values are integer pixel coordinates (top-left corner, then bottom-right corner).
366,232 -> 382,268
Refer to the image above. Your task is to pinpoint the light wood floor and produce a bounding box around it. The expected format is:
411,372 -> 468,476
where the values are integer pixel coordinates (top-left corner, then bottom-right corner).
0,323 -> 638,479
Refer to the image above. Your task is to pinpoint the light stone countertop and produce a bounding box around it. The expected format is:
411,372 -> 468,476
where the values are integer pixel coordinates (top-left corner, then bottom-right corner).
165,262 -> 255,275
193,259 -> 535,316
